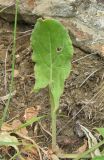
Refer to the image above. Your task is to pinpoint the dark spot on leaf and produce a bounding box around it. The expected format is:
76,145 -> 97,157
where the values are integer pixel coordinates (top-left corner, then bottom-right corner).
56,47 -> 62,53
41,17 -> 45,20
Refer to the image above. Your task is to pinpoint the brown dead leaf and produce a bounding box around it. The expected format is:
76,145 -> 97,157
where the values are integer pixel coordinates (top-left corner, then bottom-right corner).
21,145 -> 39,160
76,139 -> 87,153
1,122 -> 13,131
23,106 -> 41,121
12,119 -> 28,136
27,0 -> 35,7
1,119 -> 28,137
14,69 -> 19,78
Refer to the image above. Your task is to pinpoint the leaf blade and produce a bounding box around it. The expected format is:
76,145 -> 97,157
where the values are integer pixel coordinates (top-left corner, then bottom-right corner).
31,18 -> 73,110
92,156 -> 104,160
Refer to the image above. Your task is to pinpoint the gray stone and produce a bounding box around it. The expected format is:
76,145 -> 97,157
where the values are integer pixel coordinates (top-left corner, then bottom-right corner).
0,0 -> 15,21
32,0 -> 77,18
0,0 -> 104,57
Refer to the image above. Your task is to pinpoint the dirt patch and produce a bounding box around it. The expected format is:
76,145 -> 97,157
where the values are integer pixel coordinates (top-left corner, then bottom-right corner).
0,18 -> 104,158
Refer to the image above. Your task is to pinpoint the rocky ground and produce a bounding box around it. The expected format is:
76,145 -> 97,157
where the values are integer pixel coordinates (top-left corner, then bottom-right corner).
0,0 -> 104,57
0,17 -> 104,159
0,0 -> 104,159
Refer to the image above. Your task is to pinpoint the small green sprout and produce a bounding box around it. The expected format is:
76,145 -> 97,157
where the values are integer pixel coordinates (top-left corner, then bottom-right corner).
31,18 -> 73,151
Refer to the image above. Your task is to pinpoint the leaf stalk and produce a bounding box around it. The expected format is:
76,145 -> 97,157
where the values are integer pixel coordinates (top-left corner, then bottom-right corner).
49,88 -> 57,152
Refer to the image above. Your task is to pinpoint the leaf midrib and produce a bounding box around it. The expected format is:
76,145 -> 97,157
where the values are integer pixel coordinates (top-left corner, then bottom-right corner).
48,31 -> 53,85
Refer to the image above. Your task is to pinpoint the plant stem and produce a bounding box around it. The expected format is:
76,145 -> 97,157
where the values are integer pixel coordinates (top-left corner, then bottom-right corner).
58,153 -> 90,159
51,110 -> 56,151
0,0 -> 19,128
49,88 -> 57,152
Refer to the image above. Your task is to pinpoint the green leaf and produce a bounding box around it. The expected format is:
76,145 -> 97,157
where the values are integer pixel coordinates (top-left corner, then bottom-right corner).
31,18 -> 73,111
0,132 -> 19,152
92,156 -> 104,160
96,128 -> 104,137
16,115 -> 45,130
